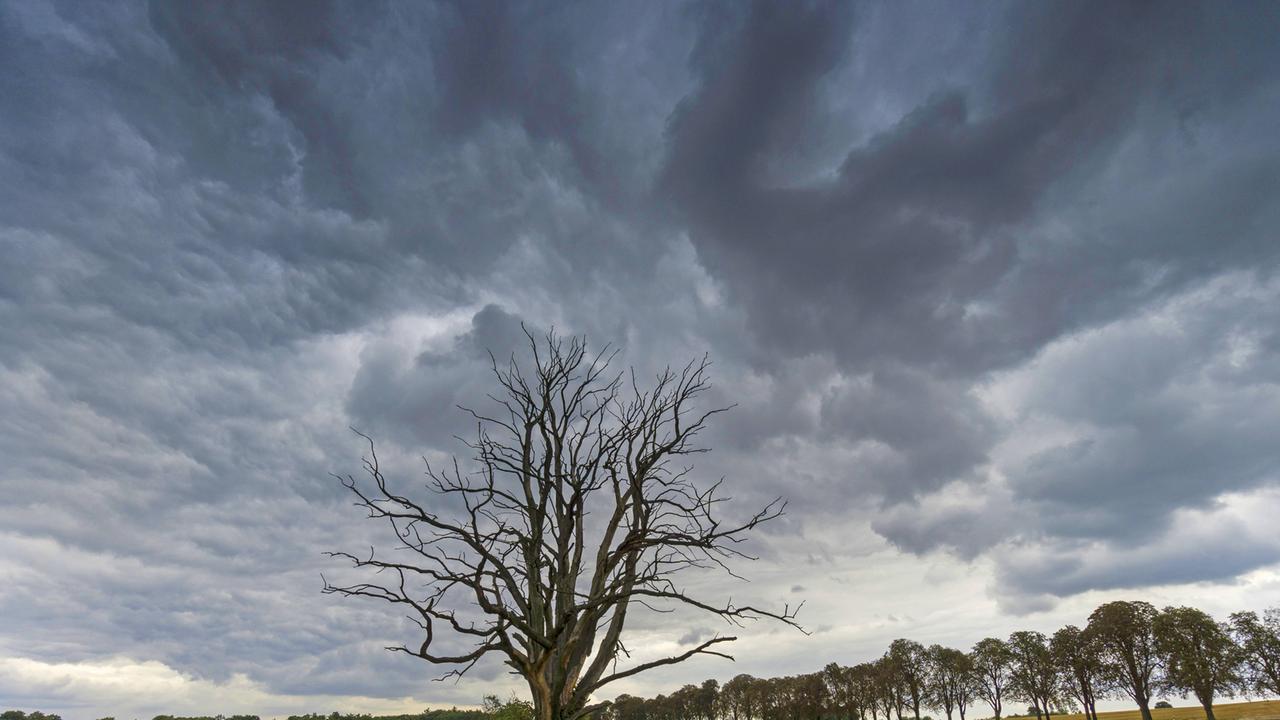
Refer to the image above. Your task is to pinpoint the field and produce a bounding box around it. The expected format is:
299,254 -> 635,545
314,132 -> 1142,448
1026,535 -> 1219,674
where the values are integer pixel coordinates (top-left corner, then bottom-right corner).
1001,701 -> 1280,720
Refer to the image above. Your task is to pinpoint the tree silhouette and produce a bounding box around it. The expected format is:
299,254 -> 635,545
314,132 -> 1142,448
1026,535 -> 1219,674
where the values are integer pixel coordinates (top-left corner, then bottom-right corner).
326,332 -> 800,720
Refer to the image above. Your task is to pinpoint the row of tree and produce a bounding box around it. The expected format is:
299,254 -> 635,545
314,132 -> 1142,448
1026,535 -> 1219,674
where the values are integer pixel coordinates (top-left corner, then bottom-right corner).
605,602 -> 1280,720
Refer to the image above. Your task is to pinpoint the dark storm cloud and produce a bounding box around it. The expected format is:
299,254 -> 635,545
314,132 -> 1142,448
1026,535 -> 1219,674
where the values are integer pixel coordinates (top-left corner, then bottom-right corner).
663,1 -> 1279,376
658,0 -> 1280,586
0,0 -> 701,704
3,0 -> 1280,713
819,365 -> 996,501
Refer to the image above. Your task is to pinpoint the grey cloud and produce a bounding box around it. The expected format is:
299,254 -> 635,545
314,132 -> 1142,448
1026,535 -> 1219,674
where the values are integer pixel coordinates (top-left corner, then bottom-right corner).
871,488 -> 1013,561
4,1 -> 1280,715
993,515 -> 1280,609
678,628 -> 714,646
819,365 -> 996,501
662,1 -> 1280,376
148,0 -> 377,216
1012,280 -> 1280,539
345,303 -> 534,449
656,0 -> 1280,596
880,273 -> 1280,595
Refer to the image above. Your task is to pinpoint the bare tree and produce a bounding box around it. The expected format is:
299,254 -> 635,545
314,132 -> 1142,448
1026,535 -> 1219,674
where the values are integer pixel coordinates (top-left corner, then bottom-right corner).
325,332 -> 801,720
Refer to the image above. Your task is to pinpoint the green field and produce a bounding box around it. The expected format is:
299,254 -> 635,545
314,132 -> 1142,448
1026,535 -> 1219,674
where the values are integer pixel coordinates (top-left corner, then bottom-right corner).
1000,701 -> 1280,720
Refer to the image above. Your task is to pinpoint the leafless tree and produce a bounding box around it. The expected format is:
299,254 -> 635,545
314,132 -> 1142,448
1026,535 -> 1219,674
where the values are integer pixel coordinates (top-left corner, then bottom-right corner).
325,331 -> 801,720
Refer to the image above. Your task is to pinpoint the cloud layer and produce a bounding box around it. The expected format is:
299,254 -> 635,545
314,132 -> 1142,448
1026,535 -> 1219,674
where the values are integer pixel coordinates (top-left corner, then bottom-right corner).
3,0 -> 1280,716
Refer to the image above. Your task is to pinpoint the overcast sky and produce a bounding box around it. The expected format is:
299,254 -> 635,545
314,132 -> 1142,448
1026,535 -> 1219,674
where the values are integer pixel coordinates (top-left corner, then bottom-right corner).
3,1 -> 1280,718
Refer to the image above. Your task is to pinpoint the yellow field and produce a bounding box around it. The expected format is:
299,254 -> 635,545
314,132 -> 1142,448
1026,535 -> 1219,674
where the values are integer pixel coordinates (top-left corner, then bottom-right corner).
998,701 -> 1280,720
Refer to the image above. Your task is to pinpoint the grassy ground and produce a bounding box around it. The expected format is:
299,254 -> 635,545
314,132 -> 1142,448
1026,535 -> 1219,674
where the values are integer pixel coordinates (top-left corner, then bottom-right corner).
1000,700 -> 1280,720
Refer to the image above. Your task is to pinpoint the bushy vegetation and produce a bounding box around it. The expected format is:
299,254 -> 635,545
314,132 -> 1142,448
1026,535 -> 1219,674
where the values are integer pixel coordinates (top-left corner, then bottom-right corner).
2,712 -> 67,720
283,709 -> 490,720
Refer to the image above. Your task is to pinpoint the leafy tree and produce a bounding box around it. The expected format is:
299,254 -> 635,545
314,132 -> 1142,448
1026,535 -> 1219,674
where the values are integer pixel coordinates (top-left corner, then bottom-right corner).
824,663 -> 859,720
754,677 -> 782,720
925,646 -> 975,720
971,638 -> 1015,720
1153,702 -> 1173,710
1051,625 -> 1104,720
754,673 -> 828,720
722,674 -> 758,720
694,679 -> 720,720
0,714 -> 62,720
888,639 -> 930,720
1153,606 -> 1242,720
1087,601 -> 1161,720
608,695 -> 646,720
1006,631 -> 1060,720
326,333 -> 799,720
669,684 -> 700,720
849,662 -> 881,720
873,655 -> 907,720
1230,608 -> 1280,697
485,696 -> 535,720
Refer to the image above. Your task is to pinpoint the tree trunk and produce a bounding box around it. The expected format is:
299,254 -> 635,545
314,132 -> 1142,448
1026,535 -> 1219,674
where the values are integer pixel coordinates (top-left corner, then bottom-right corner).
531,678 -> 571,720
1137,699 -> 1153,720
1202,702 -> 1215,720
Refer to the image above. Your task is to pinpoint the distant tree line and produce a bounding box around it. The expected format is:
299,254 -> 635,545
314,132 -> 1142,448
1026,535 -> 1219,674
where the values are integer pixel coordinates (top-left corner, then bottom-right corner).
283,708 -> 496,720
603,603 -> 1280,720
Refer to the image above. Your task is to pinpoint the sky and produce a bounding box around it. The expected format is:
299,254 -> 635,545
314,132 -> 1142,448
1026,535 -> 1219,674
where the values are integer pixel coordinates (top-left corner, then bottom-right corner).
2,1 -> 1280,717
